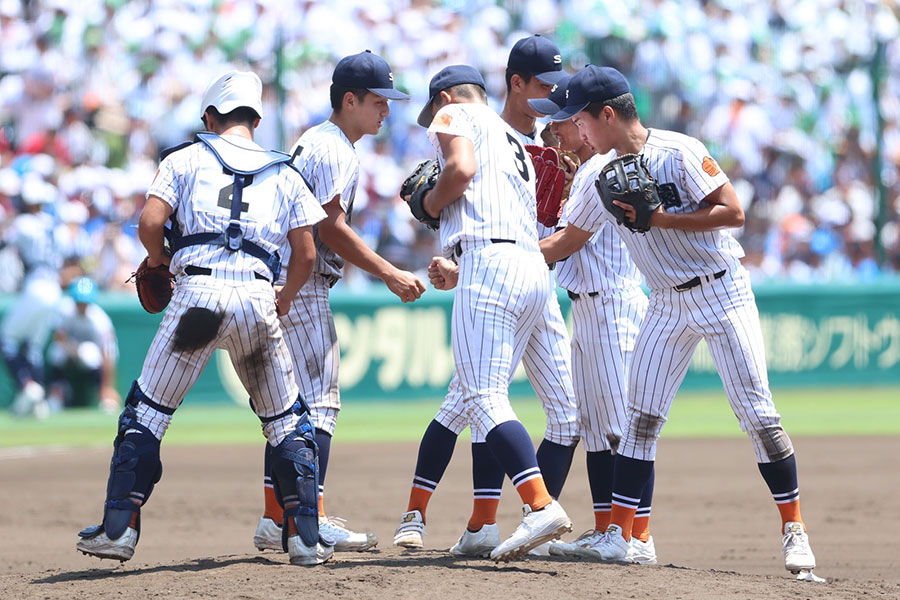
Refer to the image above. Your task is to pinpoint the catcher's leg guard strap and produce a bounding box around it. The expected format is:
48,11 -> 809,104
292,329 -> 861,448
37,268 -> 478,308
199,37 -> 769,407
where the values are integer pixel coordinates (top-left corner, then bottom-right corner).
96,382 -> 163,540
270,401 -> 320,547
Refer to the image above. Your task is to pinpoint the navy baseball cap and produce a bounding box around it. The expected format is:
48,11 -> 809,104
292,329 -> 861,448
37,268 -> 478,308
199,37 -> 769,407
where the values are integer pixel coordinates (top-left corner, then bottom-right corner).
527,73 -> 572,117
550,65 -> 630,121
507,35 -> 566,85
417,65 -> 486,127
332,50 -> 409,100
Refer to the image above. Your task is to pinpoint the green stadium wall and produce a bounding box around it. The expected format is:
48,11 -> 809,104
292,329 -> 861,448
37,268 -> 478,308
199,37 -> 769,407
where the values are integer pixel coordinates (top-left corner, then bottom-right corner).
2,282 -> 899,407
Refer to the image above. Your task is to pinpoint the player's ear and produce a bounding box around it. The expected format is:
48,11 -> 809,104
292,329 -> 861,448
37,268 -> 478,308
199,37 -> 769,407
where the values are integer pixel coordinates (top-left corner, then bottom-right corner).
343,91 -> 357,111
252,117 -> 260,129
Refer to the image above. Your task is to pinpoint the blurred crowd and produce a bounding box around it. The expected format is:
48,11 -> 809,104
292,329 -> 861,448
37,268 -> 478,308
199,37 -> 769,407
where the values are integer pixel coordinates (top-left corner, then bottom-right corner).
2,0 -> 900,292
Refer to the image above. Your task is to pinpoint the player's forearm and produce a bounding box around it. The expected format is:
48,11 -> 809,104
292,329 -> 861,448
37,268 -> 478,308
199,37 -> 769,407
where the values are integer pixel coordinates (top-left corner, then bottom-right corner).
540,225 -> 590,263
423,165 -> 472,218
138,220 -> 167,263
320,221 -> 395,281
282,227 -> 315,300
651,204 -> 744,231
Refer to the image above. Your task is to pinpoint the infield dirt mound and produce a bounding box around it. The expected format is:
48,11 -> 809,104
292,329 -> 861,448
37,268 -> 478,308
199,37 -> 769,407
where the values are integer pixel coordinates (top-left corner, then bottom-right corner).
1,436 -> 898,599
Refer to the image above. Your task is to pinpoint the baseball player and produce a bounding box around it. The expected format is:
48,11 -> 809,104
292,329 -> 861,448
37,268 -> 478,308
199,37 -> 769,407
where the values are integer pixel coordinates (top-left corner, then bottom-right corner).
76,70 -> 334,566
1,175 -> 61,418
523,76 -> 657,564
541,65 -> 817,574
397,64 -> 572,562
253,50 -> 424,553
394,35 -> 579,559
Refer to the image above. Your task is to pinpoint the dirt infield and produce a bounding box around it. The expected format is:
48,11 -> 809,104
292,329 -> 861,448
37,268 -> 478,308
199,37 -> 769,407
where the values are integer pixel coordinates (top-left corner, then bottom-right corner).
2,436 -> 898,599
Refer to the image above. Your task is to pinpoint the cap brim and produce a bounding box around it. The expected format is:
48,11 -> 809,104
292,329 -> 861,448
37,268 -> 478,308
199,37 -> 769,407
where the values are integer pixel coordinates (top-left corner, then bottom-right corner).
370,87 -> 410,100
534,70 -> 567,85
549,101 -> 589,122
528,97 -> 561,116
417,98 -> 435,128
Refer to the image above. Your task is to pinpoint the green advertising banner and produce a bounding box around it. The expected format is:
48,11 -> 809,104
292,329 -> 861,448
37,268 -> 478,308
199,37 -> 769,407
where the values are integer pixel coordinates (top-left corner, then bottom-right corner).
2,282 -> 899,407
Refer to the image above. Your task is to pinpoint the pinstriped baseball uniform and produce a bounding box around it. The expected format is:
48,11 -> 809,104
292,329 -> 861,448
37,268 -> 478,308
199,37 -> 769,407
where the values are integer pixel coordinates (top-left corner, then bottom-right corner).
557,153 -> 647,453
566,128 -> 789,464
277,120 -> 360,435
434,122 -> 578,447
428,102 -> 550,438
137,135 -> 325,445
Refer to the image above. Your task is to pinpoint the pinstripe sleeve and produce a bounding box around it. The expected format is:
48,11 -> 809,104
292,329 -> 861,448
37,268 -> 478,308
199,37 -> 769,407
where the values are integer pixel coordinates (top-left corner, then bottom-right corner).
285,169 -> 327,229
307,140 -> 355,209
565,167 -> 609,233
680,138 -> 729,203
146,156 -> 180,208
427,104 -> 477,143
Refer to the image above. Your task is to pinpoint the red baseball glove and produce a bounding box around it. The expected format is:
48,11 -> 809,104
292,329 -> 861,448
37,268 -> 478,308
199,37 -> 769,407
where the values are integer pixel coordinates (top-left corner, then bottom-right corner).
525,145 -> 566,227
130,257 -> 174,314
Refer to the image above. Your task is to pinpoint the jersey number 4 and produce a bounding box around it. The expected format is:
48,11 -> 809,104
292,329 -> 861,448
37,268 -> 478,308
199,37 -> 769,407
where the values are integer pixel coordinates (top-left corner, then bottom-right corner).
506,133 -> 530,182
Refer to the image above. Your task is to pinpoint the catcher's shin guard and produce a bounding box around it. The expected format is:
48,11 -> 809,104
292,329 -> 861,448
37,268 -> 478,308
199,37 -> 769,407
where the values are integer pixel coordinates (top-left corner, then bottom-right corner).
270,399 -> 321,548
78,382 -> 163,543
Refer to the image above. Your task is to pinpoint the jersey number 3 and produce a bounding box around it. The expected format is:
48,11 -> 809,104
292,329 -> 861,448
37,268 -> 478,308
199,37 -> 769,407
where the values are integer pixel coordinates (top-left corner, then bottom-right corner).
506,133 -> 530,182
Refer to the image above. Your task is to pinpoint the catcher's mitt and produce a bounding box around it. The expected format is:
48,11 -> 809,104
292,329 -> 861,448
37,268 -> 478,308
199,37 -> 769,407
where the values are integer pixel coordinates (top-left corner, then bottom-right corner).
130,257 -> 174,314
525,145 -> 566,227
400,159 -> 441,230
594,153 -> 661,233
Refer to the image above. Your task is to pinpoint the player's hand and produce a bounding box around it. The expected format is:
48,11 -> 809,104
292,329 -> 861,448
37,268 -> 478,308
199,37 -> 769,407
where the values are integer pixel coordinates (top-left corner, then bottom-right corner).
428,257 -> 459,290
147,253 -> 171,269
385,269 -> 426,303
612,199 -> 637,225
275,288 -> 294,317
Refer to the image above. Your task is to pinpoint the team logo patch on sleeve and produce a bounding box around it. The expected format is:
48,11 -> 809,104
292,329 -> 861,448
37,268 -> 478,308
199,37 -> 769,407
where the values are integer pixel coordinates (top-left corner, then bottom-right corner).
433,112 -> 452,127
702,157 -> 720,176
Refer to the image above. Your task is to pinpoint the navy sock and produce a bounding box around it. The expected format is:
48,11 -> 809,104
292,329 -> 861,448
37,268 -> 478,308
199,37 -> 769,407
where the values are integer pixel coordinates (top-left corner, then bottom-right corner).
636,465 -> 655,519
471,441 -> 504,504
611,455 -> 655,510
315,428 -> 332,489
412,420 -> 458,493
586,450 -> 614,516
758,453 -> 799,501
485,421 -> 541,485
536,439 -> 576,499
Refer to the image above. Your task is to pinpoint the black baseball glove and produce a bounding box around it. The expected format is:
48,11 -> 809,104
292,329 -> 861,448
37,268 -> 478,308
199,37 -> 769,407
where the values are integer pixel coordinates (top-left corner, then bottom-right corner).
594,154 -> 661,233
400,159 -> 441,230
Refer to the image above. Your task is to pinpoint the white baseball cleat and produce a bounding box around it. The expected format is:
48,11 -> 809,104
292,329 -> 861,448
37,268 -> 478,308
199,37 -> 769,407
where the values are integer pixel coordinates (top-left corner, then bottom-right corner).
253,517 -> 283,551
287,534 -> 333,566
393,510 -> 426,549
782,522 -> 816,573
489,500 -> 572,562
319,516 -> 378,551
626,535 -> 657,565
76,526 -> 138,562
528,541 -> 552,556
577,524 -> 629,562
549,529 -> 604,557
449,523 -> 500,557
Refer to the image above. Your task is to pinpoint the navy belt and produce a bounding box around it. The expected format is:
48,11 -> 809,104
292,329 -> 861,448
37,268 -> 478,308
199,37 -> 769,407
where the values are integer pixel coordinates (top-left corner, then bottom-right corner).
184,265 -> 269,281
453,238 -> 516,258
567,290 -> 600,301
673,269 -> 726,292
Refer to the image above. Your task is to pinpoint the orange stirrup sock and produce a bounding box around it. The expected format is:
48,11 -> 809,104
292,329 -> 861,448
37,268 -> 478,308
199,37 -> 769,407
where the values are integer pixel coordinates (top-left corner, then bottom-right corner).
406,487 -> 433,521
318,493 -> 325,518
467,498 -> 500,531
608,504 -> 636,542
594,507 -> 611,533
631,515 -> 651,543
777,500 -> 804,531
263,482 -> 283,523
516,476 -> 553,512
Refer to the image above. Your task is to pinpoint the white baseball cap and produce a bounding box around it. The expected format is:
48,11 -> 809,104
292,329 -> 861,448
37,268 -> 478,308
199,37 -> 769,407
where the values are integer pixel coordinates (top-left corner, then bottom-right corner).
200,70 -> 264,120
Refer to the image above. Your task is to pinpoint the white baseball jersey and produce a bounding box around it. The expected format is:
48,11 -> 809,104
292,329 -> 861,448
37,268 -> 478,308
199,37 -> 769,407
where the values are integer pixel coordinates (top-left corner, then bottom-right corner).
138,134 -> 326,447
566,129 -> 738,290
53,298 -> 119,362
564,128 -> 790,466
428,103 -> 540,255
557,153 -> 642,295
286,120 -> 360,282
4,211 -> 61,283
148,134 -> 323,280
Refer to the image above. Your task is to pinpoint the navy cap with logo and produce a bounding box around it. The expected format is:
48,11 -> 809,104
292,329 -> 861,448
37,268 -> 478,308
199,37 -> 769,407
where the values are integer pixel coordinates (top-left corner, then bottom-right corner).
549,65 -> 630,121
507,34 -> 566,85
417,64 -> 486,128
527,73 -> 572,117
332,50 -> 409,100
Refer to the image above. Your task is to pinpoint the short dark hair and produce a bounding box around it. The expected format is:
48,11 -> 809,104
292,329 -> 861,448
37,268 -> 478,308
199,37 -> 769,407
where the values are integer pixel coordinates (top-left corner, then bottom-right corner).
583,93 -> 638,121
330,84 -> 370,111
203,106 -> 260,128
445,83 -> 487,102
505,69 -> 533,92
